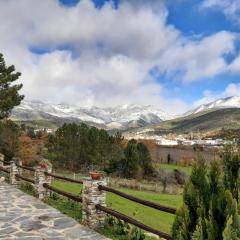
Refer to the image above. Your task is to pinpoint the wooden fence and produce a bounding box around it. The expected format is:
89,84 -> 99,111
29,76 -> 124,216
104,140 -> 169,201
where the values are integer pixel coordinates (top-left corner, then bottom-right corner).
0,157 -> 176,240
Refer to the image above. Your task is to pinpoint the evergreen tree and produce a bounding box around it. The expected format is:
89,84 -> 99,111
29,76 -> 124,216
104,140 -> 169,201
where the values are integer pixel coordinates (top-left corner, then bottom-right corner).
0,120 -> 20,161
0,53 -> 24,119
223,191 -> 240,240
173,153 -> 240,240
223,146 -> 240,202
120,139 -> 140,178
137,142 -> 154,175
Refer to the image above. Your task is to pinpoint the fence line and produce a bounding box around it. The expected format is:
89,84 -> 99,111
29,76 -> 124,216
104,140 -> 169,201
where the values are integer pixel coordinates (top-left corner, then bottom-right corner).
98,185 -> 176,214
16,164 -> 35,172
44,172 -> 83,184
0,156 -> 175,239
0,159 -> 11,165
15,174 -> 35,184
43,183 -> 82,202
0,166 -> 10,174
96,204 -> 172,240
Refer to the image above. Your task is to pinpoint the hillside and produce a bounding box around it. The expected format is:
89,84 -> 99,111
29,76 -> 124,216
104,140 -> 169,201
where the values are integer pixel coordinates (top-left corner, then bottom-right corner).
124,108 -> 240,135
11,100 -> 172,130
185,96 -> 240,115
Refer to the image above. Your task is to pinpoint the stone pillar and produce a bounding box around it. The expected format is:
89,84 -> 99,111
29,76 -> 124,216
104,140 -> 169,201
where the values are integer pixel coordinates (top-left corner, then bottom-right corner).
17,159 -> 23,176
0,153 -> 4,167
34,167 -> 51,200
45,165 -> 52,184
82,178 -> 107,229
10,161 -> 18,185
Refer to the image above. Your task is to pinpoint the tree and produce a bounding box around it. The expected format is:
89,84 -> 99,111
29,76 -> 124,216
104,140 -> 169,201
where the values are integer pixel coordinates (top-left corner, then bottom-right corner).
223,146 -> 240,202
137,142 -> 154,176
18,135 -> 38,165
119,140 -> 154,178
172,152 -> 240,240
0,53 -> 24,119
120,139 -> 140,178
0,120 -> 20,161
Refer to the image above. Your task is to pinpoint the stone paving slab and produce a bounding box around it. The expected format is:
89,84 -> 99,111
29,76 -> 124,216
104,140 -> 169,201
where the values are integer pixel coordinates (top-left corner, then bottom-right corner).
0,183 -> 109,240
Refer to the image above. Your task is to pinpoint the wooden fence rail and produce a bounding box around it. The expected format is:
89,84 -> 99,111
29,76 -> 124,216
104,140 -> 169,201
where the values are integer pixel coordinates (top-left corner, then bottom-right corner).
44,172 -> 83,184
43,183 -> 82,202
0,166 -> 10,174
96,204 -> 172,240
98,184 -> 177,214
15,174 -> 35,184
0,159 -> 11,165
16,164 -> 35,172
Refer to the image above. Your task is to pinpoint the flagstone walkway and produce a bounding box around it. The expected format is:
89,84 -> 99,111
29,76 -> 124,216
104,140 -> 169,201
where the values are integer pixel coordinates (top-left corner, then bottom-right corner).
0,183 -> 108,240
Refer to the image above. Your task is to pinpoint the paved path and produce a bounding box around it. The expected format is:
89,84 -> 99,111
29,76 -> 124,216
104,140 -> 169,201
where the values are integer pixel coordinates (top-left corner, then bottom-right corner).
0,183 -> 108,240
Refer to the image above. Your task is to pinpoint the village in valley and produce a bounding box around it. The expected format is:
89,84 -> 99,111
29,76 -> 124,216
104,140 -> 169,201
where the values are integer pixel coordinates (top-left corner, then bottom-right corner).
124,129 -> 234,147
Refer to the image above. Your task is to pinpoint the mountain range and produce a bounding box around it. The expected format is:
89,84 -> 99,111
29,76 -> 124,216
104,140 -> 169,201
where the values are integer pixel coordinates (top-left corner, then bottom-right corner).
11,96 -> 240,132
185,96 -> 240,115
11,100 -> 172,130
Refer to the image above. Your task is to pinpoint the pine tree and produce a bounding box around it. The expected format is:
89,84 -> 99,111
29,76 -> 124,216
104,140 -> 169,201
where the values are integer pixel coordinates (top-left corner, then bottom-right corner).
172,204 -> 191,240
137,142 -> 154,175
0,53 -> 24,119
223,146 -> 240,202
172,154 -> 240,240
223,191 -> 240,240
120,139 -> 140,178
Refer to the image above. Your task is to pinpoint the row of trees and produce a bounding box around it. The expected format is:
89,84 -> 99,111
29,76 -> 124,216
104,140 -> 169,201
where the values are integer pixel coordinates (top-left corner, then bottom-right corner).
46,123 -> 154,178
173,147 -> 240,239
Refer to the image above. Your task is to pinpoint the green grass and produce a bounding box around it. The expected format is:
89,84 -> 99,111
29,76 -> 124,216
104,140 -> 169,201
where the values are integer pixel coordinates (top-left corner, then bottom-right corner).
44,193 -> 82,222
155,163 -> 192,175
52,180 -> 182,234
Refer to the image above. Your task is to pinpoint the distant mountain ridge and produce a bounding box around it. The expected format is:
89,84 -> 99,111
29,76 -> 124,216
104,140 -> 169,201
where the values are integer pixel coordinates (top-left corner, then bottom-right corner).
124,108 -> 240,137
123,96 -> 240,136
12,100 -> 173,130
11,96 -> 240,132
185,96 -> 240,115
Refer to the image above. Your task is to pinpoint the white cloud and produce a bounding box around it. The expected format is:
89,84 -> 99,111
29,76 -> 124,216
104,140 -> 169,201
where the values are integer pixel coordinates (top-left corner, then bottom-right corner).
201,0 -> 240,24
224,83 -> 240,96
158,31 -> 236,81
0,0 -> 239,114
229,55 -> 240,73
193,83 -> 240,107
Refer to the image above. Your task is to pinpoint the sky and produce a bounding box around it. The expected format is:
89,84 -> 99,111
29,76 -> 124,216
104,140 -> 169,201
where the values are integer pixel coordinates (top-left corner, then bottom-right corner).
0,0 -> 240,114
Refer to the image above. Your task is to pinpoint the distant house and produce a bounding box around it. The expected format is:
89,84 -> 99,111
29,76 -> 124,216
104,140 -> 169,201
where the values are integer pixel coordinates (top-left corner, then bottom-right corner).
156,138 -> 178,146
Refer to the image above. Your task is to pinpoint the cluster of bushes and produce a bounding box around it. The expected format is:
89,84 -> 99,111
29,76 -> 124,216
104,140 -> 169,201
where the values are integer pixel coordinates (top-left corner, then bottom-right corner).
173,147 -> 240,239
99,215 -> 147,240
46,123 -> 154,179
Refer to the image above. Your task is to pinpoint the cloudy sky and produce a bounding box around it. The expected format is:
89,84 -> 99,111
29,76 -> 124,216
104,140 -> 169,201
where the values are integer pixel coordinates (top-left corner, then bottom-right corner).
1,0 -> 240,114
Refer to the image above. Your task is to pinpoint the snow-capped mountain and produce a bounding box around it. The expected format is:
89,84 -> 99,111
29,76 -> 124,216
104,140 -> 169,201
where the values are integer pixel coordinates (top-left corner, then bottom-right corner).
185,96 -> 240,116
12,100 -> 172,130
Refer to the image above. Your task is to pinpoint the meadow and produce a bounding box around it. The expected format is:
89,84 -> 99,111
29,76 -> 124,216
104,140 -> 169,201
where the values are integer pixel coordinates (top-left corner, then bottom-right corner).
155,163 -> 192,175
52,179 -> 183,234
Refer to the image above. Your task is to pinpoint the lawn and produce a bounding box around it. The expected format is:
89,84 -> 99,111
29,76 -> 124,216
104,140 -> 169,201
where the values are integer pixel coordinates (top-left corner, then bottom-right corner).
155,163 -> 192,175
52,180 -> 182,234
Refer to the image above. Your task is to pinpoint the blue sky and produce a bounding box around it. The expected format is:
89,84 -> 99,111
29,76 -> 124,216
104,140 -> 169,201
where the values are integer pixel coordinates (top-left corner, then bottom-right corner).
0,0 -> 240,113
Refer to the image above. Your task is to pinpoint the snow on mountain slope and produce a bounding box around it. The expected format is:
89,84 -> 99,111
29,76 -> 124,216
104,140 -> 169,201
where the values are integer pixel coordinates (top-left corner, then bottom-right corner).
12,100 -> 172,129
185,96 -> 240,116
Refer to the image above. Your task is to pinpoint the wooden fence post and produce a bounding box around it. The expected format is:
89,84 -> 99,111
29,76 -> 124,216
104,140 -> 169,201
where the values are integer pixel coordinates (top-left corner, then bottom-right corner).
82,177 -> 107,229
34,166 -> 52,200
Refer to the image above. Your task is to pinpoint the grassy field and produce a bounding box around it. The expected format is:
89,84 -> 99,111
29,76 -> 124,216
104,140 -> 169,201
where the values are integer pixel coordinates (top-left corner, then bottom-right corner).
52,180 -> 182,234
155,163 -> 192,175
